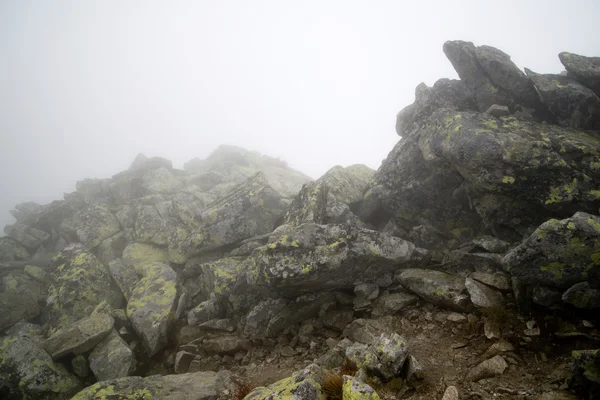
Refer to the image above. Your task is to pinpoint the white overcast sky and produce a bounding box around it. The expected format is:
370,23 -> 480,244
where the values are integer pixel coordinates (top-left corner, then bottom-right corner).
1,0 -> 599,230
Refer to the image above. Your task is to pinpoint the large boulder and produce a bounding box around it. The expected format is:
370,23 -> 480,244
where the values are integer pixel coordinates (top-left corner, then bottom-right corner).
43,313 -> 114,359
60,205 -> 121,249
397,269 -> 471,311
71,371 -> 227,400
503,212 -> 600,291
370,108 -> 600,243
88,329 -> 136,381
342,376 -> 381,400
46,245 -> 123,334
243,364 -> 324,400
317,164 -> 375,206
525,68 -> 600,129
0,270 -> 43,331
182,173 -> 286,257
4,223 -> 50,249
0,334 -> 82,399
245,223 -> 427,298
126,262 -> 178,356
559,52 -> 600,96
442,40 -> 543,113
0,237 -> 30,261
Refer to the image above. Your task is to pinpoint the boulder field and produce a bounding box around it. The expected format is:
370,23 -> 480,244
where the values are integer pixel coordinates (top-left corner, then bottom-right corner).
1,42 -> 600,399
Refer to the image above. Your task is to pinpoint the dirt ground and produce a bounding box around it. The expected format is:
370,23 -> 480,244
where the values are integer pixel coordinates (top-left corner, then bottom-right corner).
225,302 -> 598,399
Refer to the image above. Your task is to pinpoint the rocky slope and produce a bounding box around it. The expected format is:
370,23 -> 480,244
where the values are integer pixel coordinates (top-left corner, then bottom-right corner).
1,41 -> 600,400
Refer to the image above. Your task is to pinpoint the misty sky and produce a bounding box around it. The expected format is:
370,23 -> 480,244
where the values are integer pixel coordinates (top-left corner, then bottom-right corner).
1,1 -> 599,231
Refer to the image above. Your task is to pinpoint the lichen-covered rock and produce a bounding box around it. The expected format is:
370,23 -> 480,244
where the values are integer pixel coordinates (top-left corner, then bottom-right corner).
559,52 -> 600,96
43,313 -> 114,359
187,296 -> 225,326
182,173 -> 285,257
142,167 -> 184,194
503,212 -> 600,290
107,259 -> 138,301
134,203 -> 171,246
96,231 -> 128,266
243,298 -> 288,337
46,244 -> 123,334
397,269 -> 471,311
185,257 -> 246,297
129,153 -> 173,172
0,271 -> 42,331
126,262 -> 177,356
562,282 -> 600,309
443,40 -> 542,113
346,333 -> 409,381
525,68 -> 600,129
371,108 -> 600,244
243,364 -> 324,400
247,223 -> 426,298
396,78 -> 476,136
89,329 -> 135,381
317,164 -> 375,206
0,334 -> 81,399
62,205 -> 121,249
342,376 -> 381,400
571,349 -> 600,384
0,236 -> 30,261
122,242 -> 169,273
71,370 -> 226,400
4,223 -> 50,249
264,293 -> 337,337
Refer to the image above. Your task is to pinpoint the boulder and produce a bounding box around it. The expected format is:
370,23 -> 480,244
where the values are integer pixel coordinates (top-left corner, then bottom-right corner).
342,376 -> 381,400
442,386 -> 460,400
96,231 -> 128,265
122,242 -> 169,273
202,335 -> 251,356
243,298 -> 288,337
322,308 -> 354,332
343,319 -> 384,344
107,259 -> 138,301
187,296 -> 226,326
46,244 -> 123,334
142,167 -> 184,194
4,223 -> 49,249
243,364 -> 323,400
525,68 -> 600,129
71,371 -> 227,400
371,291 -> 419,316
466,355 -> 508,382
397,269 -> 471,312
265,292 -> 337,337
443,40 -> 542,113
559,51 -> 600,96
316,164 -> 375,206
126,262 -> 178,356
129,153 -> 173,172
465,277 -> 504,308
562,282 -> 600,309
88,329 -> 135,381
0,334 -> 81,399
0,271 -> 42,331
0,236 -> 30,261
503,213 -> 600,290
62,205 -> 121,249
570,349 -> 600,384
346,333 -> 409,381
43,313 -> 114,359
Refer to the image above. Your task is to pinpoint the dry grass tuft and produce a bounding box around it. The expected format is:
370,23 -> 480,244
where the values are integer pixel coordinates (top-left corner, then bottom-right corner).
340,358 -> 358,376
232,381 -> 256,400
323,371 -> 344,400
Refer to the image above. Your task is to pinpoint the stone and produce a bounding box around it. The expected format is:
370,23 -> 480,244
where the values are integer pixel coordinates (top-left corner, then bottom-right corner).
265,293 -> 337,338
532,286 -> 563,307
484,319 -> 502,340
559,51 -> 600,96
96,231 -> 128,266
397,269 -> 471,312
371,291 -> 419,316
0,334 -> 82,399
354,283 -> 380,300
89,329 -> 135,381
46,244 -> 123,334
0,236 -> 31,261
188,297 -> 226,326
203,335 -> 251,356
346,333 -> 409,381
198,318 -> 236,333
404,355 -> 424,381
0,272 -> 42,331
526,68 -> 600,129
486,104 -> 510,118
126,262 -> 178,357
280,346 -> 297,357
322,308 -> 354,332
174,351 -> 196,374
129,153 -> 173,172
570,349 -> 600,384
482,340 -> 515,359
243,364 -> 323,399
471,235 -> 509,253
43,313 -> 114,359
4,223 -> 50,249
66,205 -> 121,249
107,258 -> 138,301
466,355 -> 508,382
562,282 -> 600,309
504,213 -> 600,290
442,386 -> 460,400
342,376 -> 381,400
244,298 -> 288,337
536,391 -> 579,400
71,370 -> 227,400
343,319 -> 383,344
465,277 -> 504,308
316,164 -> 375,206
326,338 -> 339,349
72,354 -> 90,378
470,272 -> 511,291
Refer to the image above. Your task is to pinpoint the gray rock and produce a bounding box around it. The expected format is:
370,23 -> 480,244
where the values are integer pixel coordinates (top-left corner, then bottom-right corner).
397,269 -> 471,312
0,272 -> 42,331
126,262 -> 178,356
482,340 -> 515,360
316,164 -> 375,206
536,391 -> 579,400
242,364 -> 323,399
71,371 -> 226,400
107,258 -> 138,301
559,51 -> 600,96
562,282 -> 600,309
470,272 -> 511,291
280,346 -> 297,357
404,355 -> 424,381
472,235 -> 509,253
198,318 -> 236,332
532,286 -> 563,307
202,335 -> 251,356
322,308 -> 354,332
570,349 -> 600,384
342,376 -> 379,399
346,333 -> 409,380
174,351 -> 196,374
0,334 -> 82,399
354,283 -> 380,300
244,298 -> 287,337
371,291 -> 419,316
89,329 -> 135,381
486,104 -> 510,118
265,293 -> 337,338
72,354 -> 90,378
96,231 -> 128,266
188,297 -> 225,326
465,277 -> 504,308
43,313 -> 114,359
466,355 -> 508,381
129,153 -> 173,172
526,68 -> 600,129
4,223 -> 50,249
442,386 -> 460,400
343,319 -> 383,344
0,236 -> 31,262
66,205 -> 121,249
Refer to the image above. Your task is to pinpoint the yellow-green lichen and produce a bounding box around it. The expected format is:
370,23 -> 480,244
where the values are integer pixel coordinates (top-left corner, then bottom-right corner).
502,176 -> 515,184
540,261 -> 565,280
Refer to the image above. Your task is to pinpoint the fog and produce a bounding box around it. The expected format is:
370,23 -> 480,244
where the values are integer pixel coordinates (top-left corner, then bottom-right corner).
1,0 -> 599,231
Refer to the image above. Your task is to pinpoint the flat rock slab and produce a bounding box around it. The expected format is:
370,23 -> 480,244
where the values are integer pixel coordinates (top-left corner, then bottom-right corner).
397,269 -> 471,312
466,355 -> 508,382
465,277 -> 504,308
43,313 -> 114,359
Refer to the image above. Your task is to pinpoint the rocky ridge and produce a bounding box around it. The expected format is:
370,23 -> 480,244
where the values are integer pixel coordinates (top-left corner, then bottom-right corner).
1,41 -> 600,400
